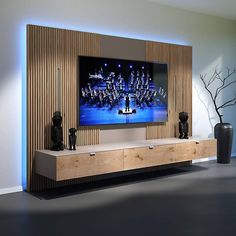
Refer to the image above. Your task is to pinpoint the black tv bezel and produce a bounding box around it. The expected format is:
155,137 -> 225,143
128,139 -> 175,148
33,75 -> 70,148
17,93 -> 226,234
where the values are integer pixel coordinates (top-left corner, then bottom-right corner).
77,55 -> 168,127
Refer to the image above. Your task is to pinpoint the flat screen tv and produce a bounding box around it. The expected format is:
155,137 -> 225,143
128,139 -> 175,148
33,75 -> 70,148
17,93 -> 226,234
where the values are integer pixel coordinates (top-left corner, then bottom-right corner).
78,56 -> 168,126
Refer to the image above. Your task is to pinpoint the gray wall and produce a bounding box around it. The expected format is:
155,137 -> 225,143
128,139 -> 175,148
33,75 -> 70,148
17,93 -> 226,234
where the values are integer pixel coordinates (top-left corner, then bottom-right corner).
0,0 -> 236,192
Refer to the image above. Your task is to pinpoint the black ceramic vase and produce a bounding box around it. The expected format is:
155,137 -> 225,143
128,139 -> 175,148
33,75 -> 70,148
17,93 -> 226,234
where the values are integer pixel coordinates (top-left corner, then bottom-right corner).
214,123 -> 233,164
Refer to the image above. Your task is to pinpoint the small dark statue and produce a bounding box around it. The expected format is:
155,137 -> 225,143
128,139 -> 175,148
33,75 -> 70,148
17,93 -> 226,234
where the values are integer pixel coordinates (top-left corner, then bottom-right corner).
179,112 -> 189,139
69,128 -> 77,151
51,111 -> 64,151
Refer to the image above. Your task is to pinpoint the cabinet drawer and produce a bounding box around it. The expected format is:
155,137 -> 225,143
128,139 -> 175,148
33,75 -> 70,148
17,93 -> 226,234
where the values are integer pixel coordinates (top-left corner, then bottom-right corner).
195,139 -> 217,158
124,142 -> 198,170
56,149 -> 124,181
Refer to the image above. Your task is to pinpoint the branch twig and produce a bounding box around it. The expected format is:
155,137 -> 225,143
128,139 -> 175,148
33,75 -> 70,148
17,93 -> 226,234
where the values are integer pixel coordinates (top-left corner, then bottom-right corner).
200,67 -> 236,123
217,97 -> 236,109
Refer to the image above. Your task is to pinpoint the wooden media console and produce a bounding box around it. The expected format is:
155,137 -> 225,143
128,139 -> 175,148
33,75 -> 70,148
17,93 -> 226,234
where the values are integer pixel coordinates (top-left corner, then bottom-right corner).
35,137 -> 216,181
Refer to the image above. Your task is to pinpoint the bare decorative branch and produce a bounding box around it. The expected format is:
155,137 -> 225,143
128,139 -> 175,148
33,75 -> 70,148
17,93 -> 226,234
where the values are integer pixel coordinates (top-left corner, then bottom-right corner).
218,97 -> 236,109
200,67 -> 236,123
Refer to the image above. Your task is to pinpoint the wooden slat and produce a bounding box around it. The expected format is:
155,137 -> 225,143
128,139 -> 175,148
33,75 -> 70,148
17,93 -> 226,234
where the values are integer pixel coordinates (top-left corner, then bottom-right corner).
146,42 -> 192,139
27,25 -> 101,191
183,46 -> 192,136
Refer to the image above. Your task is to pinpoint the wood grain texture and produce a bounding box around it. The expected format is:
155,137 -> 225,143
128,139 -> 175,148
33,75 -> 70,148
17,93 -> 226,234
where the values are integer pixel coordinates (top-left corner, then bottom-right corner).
196,139 -> 217,158
35,149 -> 124,181
27,25 -> 100,191
57,150 -> 124,181
124,140 -> 215,170
77,127 -> 100,145
35,138 -> 216,181
146,42 -> 192,139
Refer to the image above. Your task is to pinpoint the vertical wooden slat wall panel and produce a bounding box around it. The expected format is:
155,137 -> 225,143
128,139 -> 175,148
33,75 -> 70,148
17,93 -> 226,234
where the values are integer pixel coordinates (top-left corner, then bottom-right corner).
183,46 -> 192,136
27,25 -> 100,191
146,41 -> 171,139
146,42 -> 192,139
27,25 -> 191,192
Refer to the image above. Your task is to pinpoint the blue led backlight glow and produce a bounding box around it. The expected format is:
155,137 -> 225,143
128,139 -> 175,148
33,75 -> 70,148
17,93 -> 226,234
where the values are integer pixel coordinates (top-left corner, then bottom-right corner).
21,19 -> 189,46
20,24 -> 27,190
19,20 -> 189,190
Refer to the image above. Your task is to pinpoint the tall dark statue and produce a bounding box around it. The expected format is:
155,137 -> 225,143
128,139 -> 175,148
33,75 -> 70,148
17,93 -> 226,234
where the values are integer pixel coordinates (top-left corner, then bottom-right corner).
51,111 -> 64,151
69,128 -> 77,151
179,112 -> 189,139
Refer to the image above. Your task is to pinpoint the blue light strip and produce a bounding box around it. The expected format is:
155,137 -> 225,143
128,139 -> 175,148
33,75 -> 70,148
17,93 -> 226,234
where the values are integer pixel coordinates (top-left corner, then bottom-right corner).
23,20 -> 189,46
21,24 -> 27,190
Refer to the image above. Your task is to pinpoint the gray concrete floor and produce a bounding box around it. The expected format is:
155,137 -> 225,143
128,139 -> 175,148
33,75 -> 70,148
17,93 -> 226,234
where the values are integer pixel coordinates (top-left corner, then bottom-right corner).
1,159 -> 236,236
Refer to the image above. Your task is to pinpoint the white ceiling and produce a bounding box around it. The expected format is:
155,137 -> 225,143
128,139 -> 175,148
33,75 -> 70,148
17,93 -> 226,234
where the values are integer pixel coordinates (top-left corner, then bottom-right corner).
147,0 -> 236,21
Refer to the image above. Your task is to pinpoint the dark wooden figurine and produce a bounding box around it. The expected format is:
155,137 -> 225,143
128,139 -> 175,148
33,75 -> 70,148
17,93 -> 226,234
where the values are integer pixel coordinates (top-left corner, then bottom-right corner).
51,111 -> 64,151
179,112 -> 189,139
69,128 -> 77,150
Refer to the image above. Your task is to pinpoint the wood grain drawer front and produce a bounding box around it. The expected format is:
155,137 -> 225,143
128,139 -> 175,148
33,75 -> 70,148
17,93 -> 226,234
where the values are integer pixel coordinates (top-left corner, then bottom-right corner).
195,139 -> 216,158
56,149 -> 124,181
124,143 -> 198,170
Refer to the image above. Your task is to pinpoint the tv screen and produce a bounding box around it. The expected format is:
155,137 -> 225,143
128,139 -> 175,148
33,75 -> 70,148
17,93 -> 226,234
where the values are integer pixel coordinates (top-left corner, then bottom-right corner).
78,56 -> 168,126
